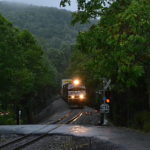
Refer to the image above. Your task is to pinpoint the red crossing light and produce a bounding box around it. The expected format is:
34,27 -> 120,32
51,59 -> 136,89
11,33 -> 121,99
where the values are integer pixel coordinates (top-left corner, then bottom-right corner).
105,99 -> 110,103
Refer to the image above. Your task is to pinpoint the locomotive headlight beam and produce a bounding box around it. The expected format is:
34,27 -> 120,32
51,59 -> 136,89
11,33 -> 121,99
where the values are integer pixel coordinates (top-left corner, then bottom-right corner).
73,79 -> 80,85
71,95 -> 75,99
79,94 -> 84,99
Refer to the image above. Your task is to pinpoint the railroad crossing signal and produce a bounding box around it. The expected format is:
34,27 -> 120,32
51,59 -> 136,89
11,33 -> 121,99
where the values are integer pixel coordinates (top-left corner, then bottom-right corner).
98,78 -> 111,126
103,79 -> 111,90
102,97 -> 111,103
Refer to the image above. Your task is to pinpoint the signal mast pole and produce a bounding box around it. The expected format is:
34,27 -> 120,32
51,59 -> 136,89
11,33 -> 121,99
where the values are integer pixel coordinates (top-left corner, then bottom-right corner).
99,78 -> 111,125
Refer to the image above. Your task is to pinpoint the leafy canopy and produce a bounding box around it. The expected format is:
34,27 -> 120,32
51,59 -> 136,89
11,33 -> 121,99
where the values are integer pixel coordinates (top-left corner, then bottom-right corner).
60,0 -> 114,23
0,14 -> 56,117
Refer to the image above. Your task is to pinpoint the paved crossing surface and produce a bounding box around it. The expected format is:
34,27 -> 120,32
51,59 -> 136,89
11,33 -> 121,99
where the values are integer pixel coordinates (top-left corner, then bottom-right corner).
0,125 -> 150,150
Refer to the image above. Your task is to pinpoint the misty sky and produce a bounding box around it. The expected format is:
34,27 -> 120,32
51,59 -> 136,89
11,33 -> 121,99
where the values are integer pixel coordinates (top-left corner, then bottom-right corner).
0,0 -> 77,11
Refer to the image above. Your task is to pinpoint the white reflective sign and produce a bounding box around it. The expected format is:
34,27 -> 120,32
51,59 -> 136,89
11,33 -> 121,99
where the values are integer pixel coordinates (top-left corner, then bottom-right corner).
100,104 -> 110,113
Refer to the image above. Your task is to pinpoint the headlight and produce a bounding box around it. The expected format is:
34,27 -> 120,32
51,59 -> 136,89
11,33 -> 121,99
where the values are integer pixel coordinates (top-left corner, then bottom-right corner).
79,94 -> 84,99
73,79 -> 80,85
71,95 -> 75,99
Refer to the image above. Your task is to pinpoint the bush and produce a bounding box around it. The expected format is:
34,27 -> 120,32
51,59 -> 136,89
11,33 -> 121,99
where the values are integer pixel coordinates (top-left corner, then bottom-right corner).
142,111 -> 150,132
133,111 -> 150,133
0,112 -> 16,125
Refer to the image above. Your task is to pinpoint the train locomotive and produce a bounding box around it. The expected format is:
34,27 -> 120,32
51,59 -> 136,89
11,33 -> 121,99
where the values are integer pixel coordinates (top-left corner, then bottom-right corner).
61,79 -> 86,107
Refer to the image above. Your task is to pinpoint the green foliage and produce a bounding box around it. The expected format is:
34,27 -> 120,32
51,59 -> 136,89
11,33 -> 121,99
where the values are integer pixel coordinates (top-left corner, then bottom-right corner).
0,113 -> 16,125
68,0 -> 150,131
133,111 -> 150,132
0,14 -> 57,124
70,0 -> 150,89
61,0 -> 114,24
0,2 -> 92,50
0,2 -> 96,84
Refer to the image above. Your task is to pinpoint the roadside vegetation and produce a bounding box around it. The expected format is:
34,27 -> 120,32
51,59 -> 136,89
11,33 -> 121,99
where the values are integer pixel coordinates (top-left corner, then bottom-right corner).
62,0 -> 150,132
0,1 -> 90,50
0,2 -> 92,124
0,1 -> 94,82
0,14 -> 57,124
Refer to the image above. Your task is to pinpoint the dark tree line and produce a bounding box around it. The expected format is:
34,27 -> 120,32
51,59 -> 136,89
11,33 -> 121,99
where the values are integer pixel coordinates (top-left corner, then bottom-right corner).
0,1 -> 93,50
0,14 -> 57,124
65,0 -> 150,132
0,1 -> 96,84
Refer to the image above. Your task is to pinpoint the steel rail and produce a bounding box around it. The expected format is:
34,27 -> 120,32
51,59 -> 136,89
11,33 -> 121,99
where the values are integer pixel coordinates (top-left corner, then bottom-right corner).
0,111 -> 72,149
0,111 -> 82,150
13,112 -> 83,150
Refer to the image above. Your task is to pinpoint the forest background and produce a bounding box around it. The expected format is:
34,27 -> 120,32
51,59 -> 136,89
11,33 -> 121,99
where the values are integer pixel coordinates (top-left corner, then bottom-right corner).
0,0 -> 150,132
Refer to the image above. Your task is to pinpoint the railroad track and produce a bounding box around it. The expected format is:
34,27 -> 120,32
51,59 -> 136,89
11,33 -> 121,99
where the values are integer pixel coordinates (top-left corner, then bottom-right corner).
0,111 -> 83,150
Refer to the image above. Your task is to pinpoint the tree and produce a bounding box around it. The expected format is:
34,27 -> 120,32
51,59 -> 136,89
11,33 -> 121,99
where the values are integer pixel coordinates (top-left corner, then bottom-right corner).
67,0 -> 150,131
60,0 -> 115,23
0,14 -> 57,124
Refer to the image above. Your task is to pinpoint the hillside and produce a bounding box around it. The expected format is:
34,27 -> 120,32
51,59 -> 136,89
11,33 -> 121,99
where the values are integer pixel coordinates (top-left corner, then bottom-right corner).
0,1 -> 91,50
